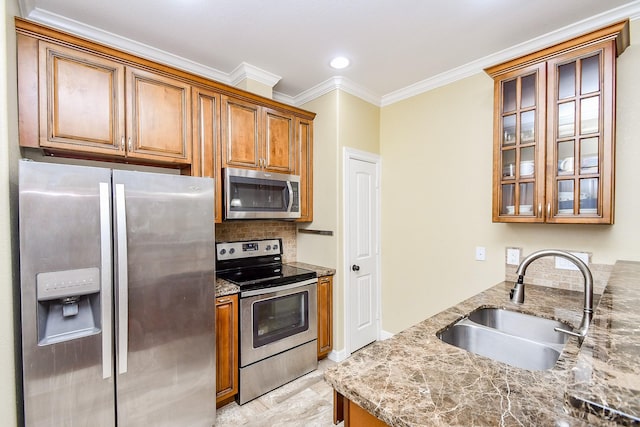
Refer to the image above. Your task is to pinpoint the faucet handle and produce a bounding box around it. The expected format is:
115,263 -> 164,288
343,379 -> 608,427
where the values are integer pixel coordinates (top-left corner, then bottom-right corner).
554,326 -> 586,338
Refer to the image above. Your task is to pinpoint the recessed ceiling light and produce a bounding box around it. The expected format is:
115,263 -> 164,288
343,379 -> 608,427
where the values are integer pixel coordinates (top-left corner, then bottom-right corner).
330,56 -> 350,69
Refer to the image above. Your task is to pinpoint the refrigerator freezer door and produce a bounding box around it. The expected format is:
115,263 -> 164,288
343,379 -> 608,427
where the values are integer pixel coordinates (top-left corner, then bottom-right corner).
19,161 -> 116,427
112,170 -> 216,427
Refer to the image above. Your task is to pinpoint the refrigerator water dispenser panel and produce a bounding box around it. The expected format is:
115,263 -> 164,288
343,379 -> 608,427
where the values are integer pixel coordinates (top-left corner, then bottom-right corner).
36,267 -> 101,346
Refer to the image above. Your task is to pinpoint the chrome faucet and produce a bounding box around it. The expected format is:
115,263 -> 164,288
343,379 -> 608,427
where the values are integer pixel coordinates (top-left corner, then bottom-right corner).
510,249 -> 594,339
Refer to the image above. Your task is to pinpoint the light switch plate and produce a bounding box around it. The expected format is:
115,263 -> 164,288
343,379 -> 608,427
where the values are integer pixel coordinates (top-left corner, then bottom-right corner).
475,246 -> 486,261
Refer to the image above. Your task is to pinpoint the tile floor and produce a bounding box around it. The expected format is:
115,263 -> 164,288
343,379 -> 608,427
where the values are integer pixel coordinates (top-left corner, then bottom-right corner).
215,358 -> 342,427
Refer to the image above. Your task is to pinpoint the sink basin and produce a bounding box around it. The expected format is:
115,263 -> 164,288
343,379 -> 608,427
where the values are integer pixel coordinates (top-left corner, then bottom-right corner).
437,308 -> 570,371
468,307 -> 569,345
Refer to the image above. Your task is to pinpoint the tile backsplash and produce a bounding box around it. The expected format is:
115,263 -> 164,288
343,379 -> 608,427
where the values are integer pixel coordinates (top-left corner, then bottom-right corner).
505,249 -> 611,295
215,221 -> 297,263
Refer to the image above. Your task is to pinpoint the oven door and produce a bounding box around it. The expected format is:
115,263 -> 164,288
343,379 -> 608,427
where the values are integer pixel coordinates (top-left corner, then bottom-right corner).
240,279 -> 317,367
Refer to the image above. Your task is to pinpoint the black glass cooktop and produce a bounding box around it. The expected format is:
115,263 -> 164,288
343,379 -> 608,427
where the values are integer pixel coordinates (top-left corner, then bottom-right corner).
217,264 -> 317,291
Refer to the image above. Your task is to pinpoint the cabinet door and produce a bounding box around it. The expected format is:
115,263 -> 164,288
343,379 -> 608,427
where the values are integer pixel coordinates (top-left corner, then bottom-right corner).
38,41 -> 125,155
192,87 -> 222,223
295,117 -> 314,222
263,108 -> 295,173
545,40 -> 616,224
317,276 -> 333,359
221,95 -> 261,168
215,294 -> 238,406
126,67 -> 192,165
492,62 -> 546,223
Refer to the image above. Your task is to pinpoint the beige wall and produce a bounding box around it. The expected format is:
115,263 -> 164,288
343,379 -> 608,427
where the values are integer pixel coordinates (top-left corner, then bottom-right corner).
379,19 -> 640,334
297,90 -> 380,353
2,0 -> 20,425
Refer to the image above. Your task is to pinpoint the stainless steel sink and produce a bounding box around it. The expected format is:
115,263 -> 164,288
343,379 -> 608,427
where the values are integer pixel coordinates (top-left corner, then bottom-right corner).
467,307 -> 569,345
437,308 -> 569,371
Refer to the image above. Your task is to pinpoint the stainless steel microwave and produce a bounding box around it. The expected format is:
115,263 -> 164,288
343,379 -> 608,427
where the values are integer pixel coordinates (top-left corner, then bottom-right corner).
224,167 -> 301,219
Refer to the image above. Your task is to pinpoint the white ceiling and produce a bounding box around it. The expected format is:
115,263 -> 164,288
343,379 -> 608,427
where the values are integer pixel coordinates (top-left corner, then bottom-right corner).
17,0 -> 640,106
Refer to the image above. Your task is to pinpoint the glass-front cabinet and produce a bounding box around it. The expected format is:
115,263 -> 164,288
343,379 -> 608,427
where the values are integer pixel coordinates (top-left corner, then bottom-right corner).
495,63 -> 546,222
487,21 -> 629,224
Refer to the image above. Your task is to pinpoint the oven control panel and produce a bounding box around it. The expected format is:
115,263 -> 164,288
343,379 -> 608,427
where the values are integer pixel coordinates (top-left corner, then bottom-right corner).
216,238 -> 282,261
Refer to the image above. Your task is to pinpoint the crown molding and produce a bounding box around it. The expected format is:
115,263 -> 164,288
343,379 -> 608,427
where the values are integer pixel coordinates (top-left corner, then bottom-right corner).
381,1 -> 640,106
276,76 -> 381,107
230,62 -> 281,88
22,6 -> 233,84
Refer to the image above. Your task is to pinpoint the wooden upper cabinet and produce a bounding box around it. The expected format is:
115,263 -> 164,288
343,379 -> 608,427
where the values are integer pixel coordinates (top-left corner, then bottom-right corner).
192,86 -> 222,223
221,95 -> 295,173
264,107 -> 295,173
221,96 -> 260,168
38,41 -> 125,155
296,117 -> 313,222
126,67 -> 191,164
486,20 -> 629,225
28,39 -> 191,165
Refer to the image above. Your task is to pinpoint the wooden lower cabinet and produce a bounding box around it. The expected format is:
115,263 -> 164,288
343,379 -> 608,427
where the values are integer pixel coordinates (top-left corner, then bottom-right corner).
334,391 -> 390,427
215,294 -> 238,407
317,275 -> 333,359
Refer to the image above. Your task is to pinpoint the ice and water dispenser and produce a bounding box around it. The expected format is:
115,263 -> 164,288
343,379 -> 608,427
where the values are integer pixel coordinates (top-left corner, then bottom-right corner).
36,267 -> 102,345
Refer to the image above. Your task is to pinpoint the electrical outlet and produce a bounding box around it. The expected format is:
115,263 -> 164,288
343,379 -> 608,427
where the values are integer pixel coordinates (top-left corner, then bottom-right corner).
475,246 -> 486,261
506,248 -> 520,265
555,251 -> 589,270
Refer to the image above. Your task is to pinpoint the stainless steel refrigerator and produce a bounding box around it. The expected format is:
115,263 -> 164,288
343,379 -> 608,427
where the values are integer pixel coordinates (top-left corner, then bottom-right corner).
18,160 -> 216,426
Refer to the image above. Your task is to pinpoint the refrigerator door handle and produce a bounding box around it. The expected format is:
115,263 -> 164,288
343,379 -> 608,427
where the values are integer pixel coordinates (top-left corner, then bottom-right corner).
99,183 -> 113,380
115,183 -> 129,374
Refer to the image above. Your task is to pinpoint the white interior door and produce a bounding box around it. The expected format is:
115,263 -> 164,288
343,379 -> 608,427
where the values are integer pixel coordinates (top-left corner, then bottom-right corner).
345,149 -> 380,354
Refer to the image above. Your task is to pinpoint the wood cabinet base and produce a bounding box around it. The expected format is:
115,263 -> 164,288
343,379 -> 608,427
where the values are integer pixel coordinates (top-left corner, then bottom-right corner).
333,390 -> 390,427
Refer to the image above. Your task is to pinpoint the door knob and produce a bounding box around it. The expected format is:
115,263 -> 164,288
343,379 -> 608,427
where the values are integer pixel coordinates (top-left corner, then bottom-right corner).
352,265 -> 360,271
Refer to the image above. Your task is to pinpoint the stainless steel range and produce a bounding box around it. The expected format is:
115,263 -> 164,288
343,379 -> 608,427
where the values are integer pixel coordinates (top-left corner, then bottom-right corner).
216,238 -> 318,405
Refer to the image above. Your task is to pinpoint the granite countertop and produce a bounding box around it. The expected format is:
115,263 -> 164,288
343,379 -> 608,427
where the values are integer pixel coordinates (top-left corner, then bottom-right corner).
324,260 -> 640,426
214,262 -> 335,298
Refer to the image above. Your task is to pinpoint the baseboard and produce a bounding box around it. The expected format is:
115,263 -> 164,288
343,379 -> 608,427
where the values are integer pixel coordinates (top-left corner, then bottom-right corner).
327,348 -> 348,362
327,331 -> 395,362
379,330 -> 394,340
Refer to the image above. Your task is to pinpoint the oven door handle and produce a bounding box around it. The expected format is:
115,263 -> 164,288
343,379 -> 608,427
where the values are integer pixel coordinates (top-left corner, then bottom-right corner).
240,278 -> 317,298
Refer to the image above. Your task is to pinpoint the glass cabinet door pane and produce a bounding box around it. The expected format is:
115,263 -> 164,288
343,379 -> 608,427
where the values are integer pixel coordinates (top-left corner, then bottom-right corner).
503,79 -> 516,112
503,114 -> 516,144
558,62 -> 576,99
580,137 -> 599,174
520,110 -> 535,143
579,178 -> 598,214
581,54 -> 600,94
520,74 -> 536,108
580,96 -> 599,134
558,102 -> 575,138
519,183 -> 534,215
502,184 -> 515,215
557,141 -> 574,175
558,180 -> 574,214
502,149 -> 516,178
520,146 -> 534,177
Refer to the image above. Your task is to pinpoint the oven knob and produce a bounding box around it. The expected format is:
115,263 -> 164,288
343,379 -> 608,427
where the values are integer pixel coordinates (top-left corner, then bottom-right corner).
273,244 -> 279,251
266,245 -> 272,251
219,249 -> 226,255
229,248 -> 235,254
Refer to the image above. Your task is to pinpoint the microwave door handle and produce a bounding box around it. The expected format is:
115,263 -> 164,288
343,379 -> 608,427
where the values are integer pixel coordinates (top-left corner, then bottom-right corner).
286,181 -> 293,212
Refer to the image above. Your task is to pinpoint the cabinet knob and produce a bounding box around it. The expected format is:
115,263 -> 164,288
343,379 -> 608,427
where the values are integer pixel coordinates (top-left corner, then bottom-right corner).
352,265 -> 360,272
